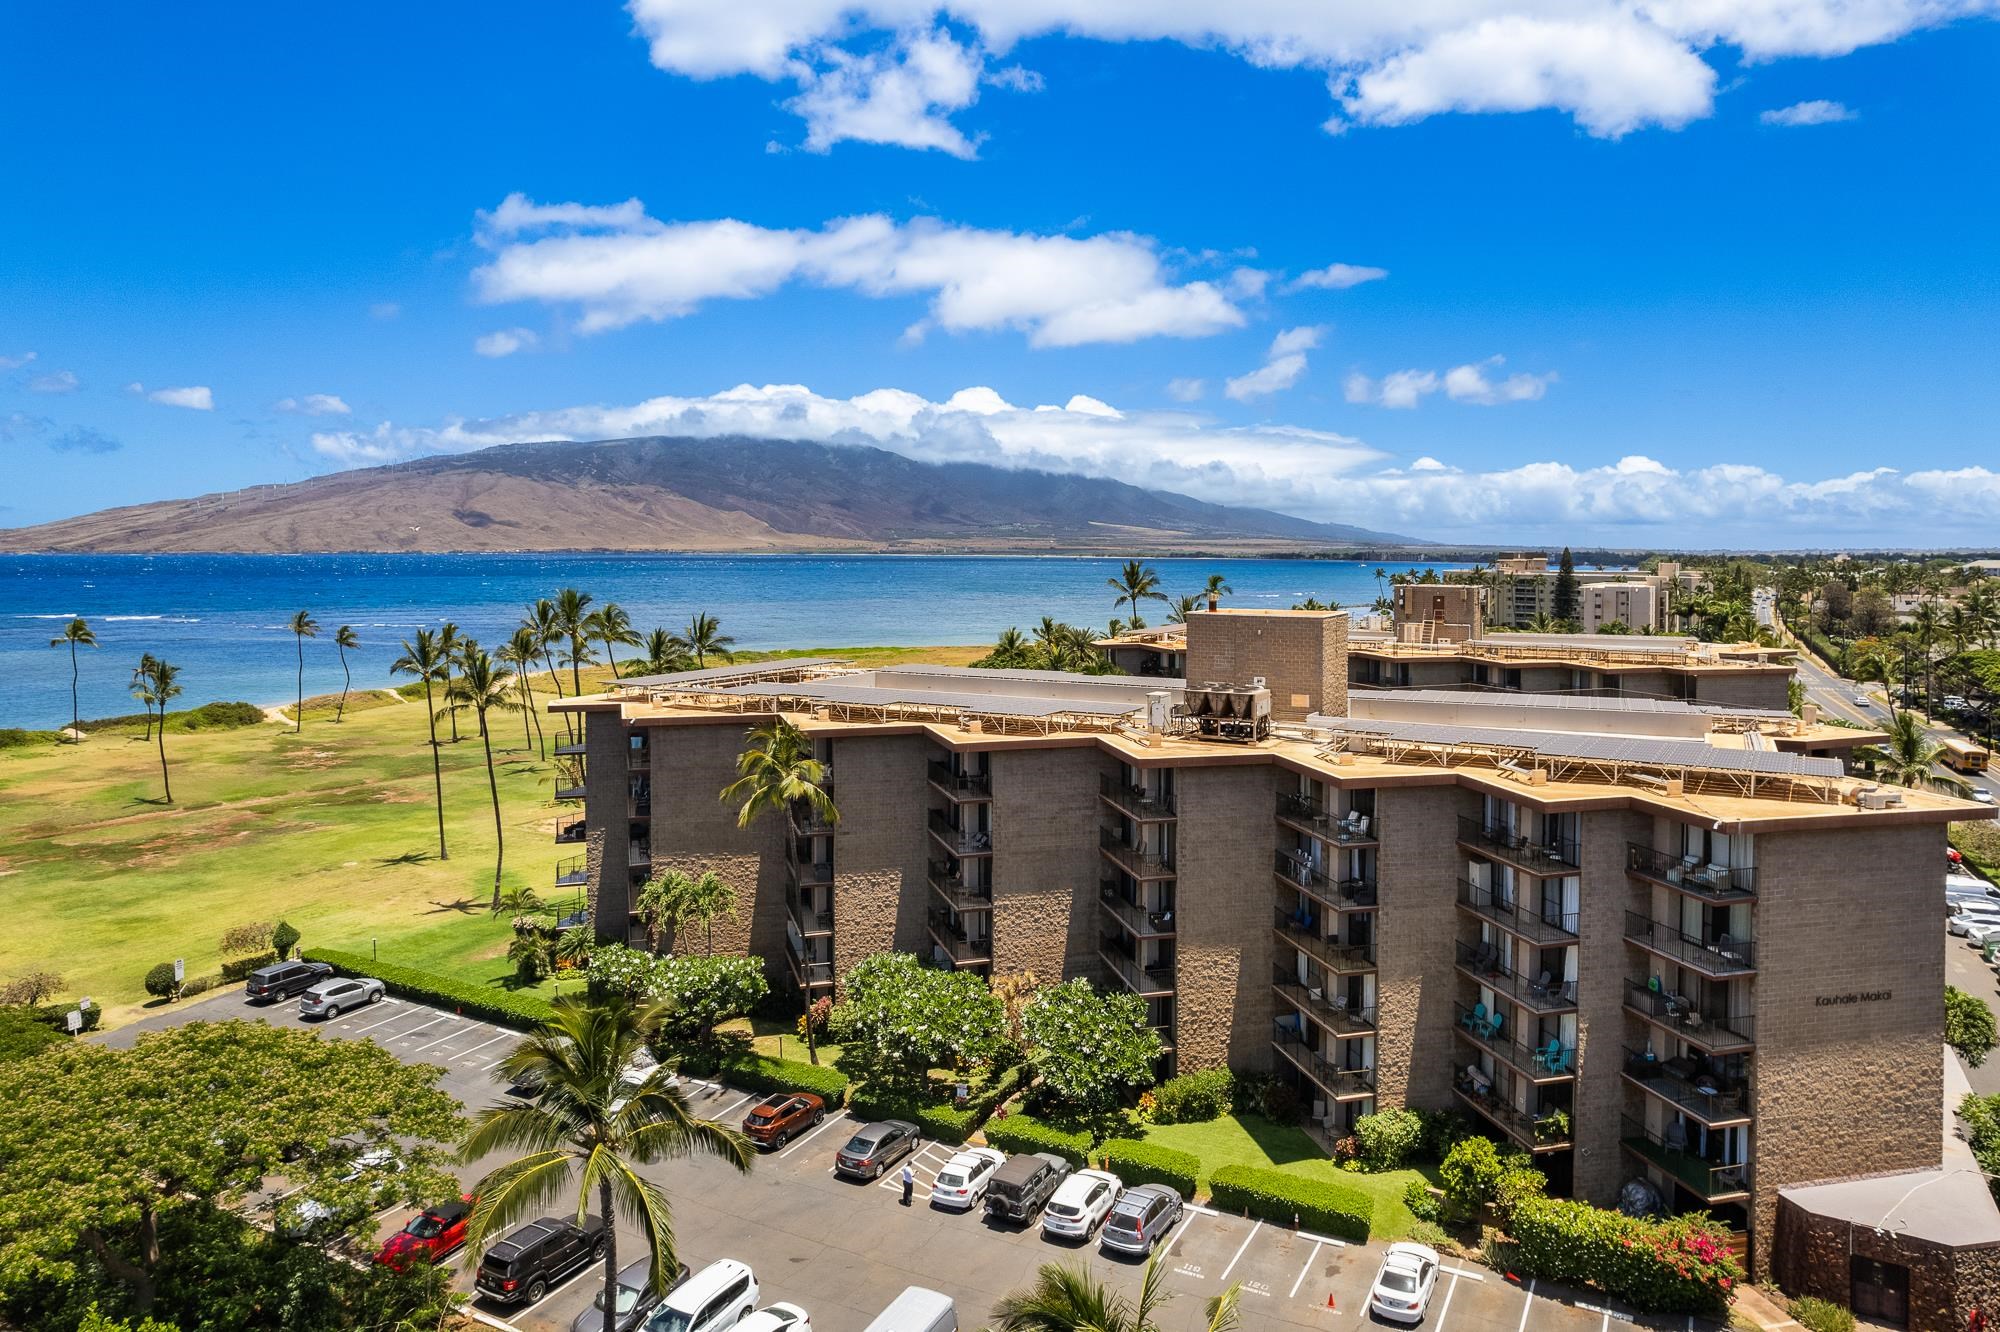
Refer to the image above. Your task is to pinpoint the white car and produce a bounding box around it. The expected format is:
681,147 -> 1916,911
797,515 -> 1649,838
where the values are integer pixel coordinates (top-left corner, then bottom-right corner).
1041,1168 -> 1123,1240
1964,920 -> 2000,946
1949,907 -> 2000,936
1369,1242 -> 1442,1324
930,1148 -> 1006,1210
1973,789 -> 1996,806
1852,694 -> 1875,709
734,1303 -> 810,1332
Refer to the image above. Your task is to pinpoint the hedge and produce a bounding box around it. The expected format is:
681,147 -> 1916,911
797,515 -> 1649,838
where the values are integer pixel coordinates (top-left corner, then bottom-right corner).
1507,1196 -> 1740,1316
302,949 -> 557,1028
1207,1164 -> 1373,1242
1151,1067 -> 1234,1124
221,951 -> 279,983
982,1114 -> 1092,1167
1095,1139 -> 1200,1198
712,1052 -> 850,1104
848,1086 -> 981,1145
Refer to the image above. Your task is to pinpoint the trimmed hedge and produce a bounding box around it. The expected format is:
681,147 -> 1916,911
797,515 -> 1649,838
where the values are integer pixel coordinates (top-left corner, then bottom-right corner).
982,1114 -> 1092,1167
712,1052 -> 850,1104
1507,1196 -> 1740,1316
221,951 -> 279,983
1095,1139 -> 1199,1198
1207,1164 -> 1373,1242
848,1086 -> 981,1145
302,949 -> 556,1028
1151,1067 -> 1234,1124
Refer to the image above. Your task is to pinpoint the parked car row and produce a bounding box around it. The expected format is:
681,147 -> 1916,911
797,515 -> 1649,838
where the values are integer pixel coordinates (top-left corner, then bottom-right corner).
241,958 -> 389,1019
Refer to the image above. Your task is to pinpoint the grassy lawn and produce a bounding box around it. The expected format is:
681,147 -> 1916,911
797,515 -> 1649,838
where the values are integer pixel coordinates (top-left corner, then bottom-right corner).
1137,1114 -> 1437,1240
0,647 -> 977,1028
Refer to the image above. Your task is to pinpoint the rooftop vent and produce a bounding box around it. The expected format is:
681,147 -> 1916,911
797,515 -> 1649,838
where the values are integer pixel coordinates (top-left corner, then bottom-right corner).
1182,682 -> 1273,744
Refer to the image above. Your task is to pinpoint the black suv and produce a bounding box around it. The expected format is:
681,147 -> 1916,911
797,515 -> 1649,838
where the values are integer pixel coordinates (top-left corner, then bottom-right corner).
475,1215 -> 608,1306
985,1152 -> 1072,1224
245,960 -> 333,1002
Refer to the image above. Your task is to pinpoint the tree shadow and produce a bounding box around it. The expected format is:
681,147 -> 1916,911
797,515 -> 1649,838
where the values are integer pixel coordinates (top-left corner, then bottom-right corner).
377,850 -> 433,867
421,898 -> 480,916
129,796 -> 174,807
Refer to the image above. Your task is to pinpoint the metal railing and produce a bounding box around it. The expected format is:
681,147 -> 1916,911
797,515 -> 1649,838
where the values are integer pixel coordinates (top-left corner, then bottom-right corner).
555,782 -> 587,801
1099,882 -> 1176,937
1099,826 -> 1174,877
788,857 -> 833,885
927,909 -> 992,964
1626,844 -> 1757,902
928,861 -> 992,910
628,843 -> 651,868
1622,980 -> 1755,1052
554,741 -> 587,757
790,894 -> 834,937
1452,939 -> 1577,1012
1273,911 -> 1376,973
1454,879 -> 1578,942
627,745 -> 650,772
1451,1001 -> 1576,1080
929,761 -> 993,799
1099,940 -> 1175,995
1274,851 -> 1379,909
929,809 -> 991,855
555,820 -> 586,844
1275,793 -> 1379,843
786,932 -> 834,987
1619,1115 -> 1752,1200
1272,968 -> 1377,1035
789,802 -> 834,836
1451,1080 -> 1572,1151
1457,816 -> 1580,871
1100,773 -> 1176,819
1271,1023 -> 1376,1099
555,855 -> 589,888
1622,1046 -> 1752,1125
1623,911 -> 1756,975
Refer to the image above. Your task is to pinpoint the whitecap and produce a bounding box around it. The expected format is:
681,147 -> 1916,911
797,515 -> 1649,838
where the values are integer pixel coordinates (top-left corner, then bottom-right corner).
104,615 -> 164,622
16,613 -> 77,619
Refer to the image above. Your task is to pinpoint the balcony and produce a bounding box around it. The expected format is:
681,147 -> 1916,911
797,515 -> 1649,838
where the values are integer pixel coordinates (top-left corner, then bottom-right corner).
1275,852 -> 1378,911
1451,1076 -> 1572,1153
929,761 -> 993,802
928,861 -> 993,912
1099,827 -> 1174,880
1273,968 -> 1377,1037
627,745 -> 650,772
555,855 -> 589,888
786,931 -> 834,990
1271,1023 -> 1376,1101
629,794 -> 651,818
1626,844 -> 1756,905
1622,980 -> 1755,1054
1275,793 -> 1379,846
1456,816 -> 1579,873
1451,1001 -> 1576,1083
1622,1047 -> 1752,1127
555,741 -> 588,757
1623,912 -> 1755,978
788,856 -> 833,887
929,810 -> 992,858
555,781 -> 587,801
555,819 -> 586,845
1273,911 -> 1376,975
790,894 -> 833,938
628,843 -> 651,869
789,802 -> 835,838
1454,879 -> 1578,943
1099,939 -> 1175,997
1619,1115 -> 1752,1203
1100,773 -> 1176,821
927,910 -> 992,967
1452,939 -> 1577,1014
1100,882 -> 1176,938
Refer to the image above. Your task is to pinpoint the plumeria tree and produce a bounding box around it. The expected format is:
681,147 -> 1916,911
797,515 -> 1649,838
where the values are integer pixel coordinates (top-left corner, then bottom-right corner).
1021,979 -> 1162,1119
828,952 -> 1005,1097
583,946 -> 767,1054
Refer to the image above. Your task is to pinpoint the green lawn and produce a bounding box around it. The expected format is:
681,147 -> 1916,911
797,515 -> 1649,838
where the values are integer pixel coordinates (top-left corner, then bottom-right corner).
1137,1114 -> 1437,1239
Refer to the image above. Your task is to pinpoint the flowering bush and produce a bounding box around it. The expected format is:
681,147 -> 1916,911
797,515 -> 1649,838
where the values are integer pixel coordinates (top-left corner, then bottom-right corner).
1021,979 -> 1162,1118
1507,1196 -> 1741,1316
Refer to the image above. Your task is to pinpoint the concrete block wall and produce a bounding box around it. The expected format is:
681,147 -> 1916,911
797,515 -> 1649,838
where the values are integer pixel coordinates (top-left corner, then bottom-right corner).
1694,671 -> 1794,713
1186,610 -> 1348,722
647,721 -> 787,973
583,708 -> 634,941
1373,782 -> 1468,1109
990,745 -> 1106,984
828,734 -> 931,978
1173,762 -> 1281,1072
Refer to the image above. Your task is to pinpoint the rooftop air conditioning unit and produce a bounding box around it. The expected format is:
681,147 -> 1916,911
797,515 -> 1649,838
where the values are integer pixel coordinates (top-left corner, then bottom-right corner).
1185,681 -> 1273,744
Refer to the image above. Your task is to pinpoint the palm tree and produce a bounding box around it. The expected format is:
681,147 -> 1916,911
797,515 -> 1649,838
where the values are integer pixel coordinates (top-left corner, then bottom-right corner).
1167,594 -> 1201,625
332,625 -> 359,722
634,869 -> 686,952
639,869 -> 739,957
390,629 -> 451,862
1372,566 -> 1389,601
1200,572 -> 1232,607
992,1253 -> 1240,1332
1107,560 -> 1167,627
288,610 -> 319,733
444,645 -> 519,910
682,613 -> 735,669
48,617 -> 97,741
643,628 -> 691,675
130,652 -> 160,740
437,621 -> 464,742
1857,708 -> 1972,796
588,603 -> 644,679
144,658 -> 182,802
499,627 -> 546,758
554,588 -> 595,703
462,997 -> 753,1327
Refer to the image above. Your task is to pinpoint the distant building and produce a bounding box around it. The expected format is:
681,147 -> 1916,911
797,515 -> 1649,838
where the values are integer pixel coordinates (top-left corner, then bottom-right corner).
1392,584 -> 1485,643
1579,582 -> 1659,633
1458,556 -> 1702,632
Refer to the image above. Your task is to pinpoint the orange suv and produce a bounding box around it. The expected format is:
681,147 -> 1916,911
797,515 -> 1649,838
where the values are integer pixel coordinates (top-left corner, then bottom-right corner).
741,1092 -> 825,1148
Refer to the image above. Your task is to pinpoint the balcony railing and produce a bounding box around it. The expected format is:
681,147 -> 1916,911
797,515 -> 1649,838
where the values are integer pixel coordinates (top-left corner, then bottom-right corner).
1452,1001 -> 1576,1082
1623,911 -> 1756,977
1274,911 -> 1376,974
786,931 -> 834,988
790,894 -> 834,938
555,820 -> 586,845
628,843 -> 651,868
1099,826 -> 1174,878
1100,882 -> 1176,937
788,858 -> 833,886
789,802 -> 834,837
1619,1115 -> 1752,1202
554,741 -> 588,757
555,781 -> 587,801
1451,1077 -> 1572,1152
1454,879 -> 1578,943
1457,816 -> 1579,872
1622,980 -> 1755,1053
1272,968 -> 1377,1036
929,810 -> 992,856
1275,793 -> 1379,845
1626,844 -> 1756,904
555,855 -> 589,888
1453,939 -> 1577,1013
928,861 -> 993,911
629,795 -> 651,818
1275,852 -> 1378,910
627,746 -> 650,772
927,909 -> 992,966
929,761 -> 993,801
1271,1023 -> 1376,1100
1622,1047 -> 1753,1126
1100,773 -> 1177,820
1099,940 -> 1175,996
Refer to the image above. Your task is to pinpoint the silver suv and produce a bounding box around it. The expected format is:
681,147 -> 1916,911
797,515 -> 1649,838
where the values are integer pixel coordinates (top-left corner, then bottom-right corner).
299,975 -> 385,1018
1100,1183 -> 1182,1256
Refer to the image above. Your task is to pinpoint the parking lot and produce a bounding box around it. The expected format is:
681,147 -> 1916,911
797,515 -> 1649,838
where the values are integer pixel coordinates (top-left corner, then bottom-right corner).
108,988 -> 1724,1332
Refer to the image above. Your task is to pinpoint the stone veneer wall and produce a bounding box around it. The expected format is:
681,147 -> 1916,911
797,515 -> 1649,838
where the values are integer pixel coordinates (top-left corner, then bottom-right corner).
1749,822 -> 1944,1273
1772,1196 -> 2000,1332
989,744 -> 1106,984
1371,782 -> 1467,1109
829,734 -> 931,979
583,707 -> 635,944
647,721 -> 787,976
1173,763 -> 1280,1072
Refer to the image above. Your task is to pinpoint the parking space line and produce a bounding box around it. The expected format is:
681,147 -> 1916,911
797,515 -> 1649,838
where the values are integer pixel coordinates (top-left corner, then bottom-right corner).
352,1008 -> 413,1035
1158,1213 -> 1195,1260
1515,1277 -> 1536,1332
456,1033 -> 512,1063
1433,1271 -> 1461,1330
413,1021 -> 493,1055
777,1113 -> 849,1160
1217,1220 -> 1261,1282
406,1025 -> 477,1055
1286,1240 -> 1324,1300
381,1016 -> 452,1042
711,1092 -> 754,1121
1441,1264 -> 1486,1282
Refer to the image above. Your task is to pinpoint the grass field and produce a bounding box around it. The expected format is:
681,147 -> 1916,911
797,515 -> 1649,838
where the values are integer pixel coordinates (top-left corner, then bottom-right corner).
0,644 -> 980,1028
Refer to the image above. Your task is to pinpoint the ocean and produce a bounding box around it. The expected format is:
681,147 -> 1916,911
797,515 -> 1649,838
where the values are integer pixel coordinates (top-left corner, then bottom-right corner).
0,553 -> 1467,728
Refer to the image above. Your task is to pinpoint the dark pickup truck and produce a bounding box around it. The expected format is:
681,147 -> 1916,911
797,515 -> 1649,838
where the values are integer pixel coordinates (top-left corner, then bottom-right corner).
475,1214 -> 608,1307
984,1152 -> 1071,1224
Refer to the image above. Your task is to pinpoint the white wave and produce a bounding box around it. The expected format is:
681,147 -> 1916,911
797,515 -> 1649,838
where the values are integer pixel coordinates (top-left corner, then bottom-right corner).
103,615 -> 164,621
16,613 -> 77,619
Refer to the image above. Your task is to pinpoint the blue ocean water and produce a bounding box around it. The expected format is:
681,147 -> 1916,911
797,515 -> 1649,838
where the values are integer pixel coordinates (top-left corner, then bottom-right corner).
0,553 -> 1466,728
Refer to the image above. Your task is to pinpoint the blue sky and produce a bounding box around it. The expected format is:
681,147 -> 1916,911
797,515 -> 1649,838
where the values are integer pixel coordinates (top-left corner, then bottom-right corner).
2,2 -> 1997,547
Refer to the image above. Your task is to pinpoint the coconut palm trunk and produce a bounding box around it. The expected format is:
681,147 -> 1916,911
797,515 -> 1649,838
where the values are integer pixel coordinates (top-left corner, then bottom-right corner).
423,677 -> 448,860
479,704 -> 504,909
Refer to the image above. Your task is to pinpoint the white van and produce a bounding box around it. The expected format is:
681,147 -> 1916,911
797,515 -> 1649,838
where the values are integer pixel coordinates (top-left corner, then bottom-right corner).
860,1287 -> 956,1332
644,1259 -> 758,1332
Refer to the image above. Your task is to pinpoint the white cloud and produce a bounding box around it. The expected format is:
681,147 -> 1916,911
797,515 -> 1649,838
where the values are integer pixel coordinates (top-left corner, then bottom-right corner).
276,393 -> 352,416
625,0 -> 1986,144
474,327 -> 539,358
1226,325 -> 1326,402
1165,377 -> 1206,402
141,385 -> 214,411
1347,356 -> 1553,408
369,301 -> 402,320
1288,263 -> 1388,292
1760,98 -> 1857,126
472,194 -> 1246,347
304,378 -> 2000,543
28,369 -> 79,393
0,351 -> 35,370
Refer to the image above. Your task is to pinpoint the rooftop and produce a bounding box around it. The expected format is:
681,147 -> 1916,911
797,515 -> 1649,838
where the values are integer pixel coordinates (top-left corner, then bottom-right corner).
1094,620 -> 1794,672
1780,1168 -> 2000,1249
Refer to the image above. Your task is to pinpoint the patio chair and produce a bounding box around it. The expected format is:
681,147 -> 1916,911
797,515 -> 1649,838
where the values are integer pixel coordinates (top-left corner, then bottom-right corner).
1330,994 -> 1349,1017
1663,1119 -> 1688,1152
1549,1045 -> 1573,1076
1529,970 -> 1553,1002
1461,1002 -> 1487,1034
1481,1009 -> 1504,1042
1349,815 -> 1371,839
1533,1037 -> 1562,1073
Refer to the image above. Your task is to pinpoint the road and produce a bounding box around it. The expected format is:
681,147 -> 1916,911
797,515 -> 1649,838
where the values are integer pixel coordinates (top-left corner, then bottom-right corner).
1786,635 -> 2000,804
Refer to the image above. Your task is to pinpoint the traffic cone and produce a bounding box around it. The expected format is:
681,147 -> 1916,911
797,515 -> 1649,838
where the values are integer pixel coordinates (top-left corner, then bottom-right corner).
1326,1293 -> 1337,1310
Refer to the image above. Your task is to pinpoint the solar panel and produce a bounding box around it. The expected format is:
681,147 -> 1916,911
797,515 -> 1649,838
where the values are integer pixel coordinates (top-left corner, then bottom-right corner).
1368,689 -> 1792,719
615,657 -> 847,688
1309,715 -> 1843,778
1468,634 -> 1698,655
716,680 -> 1142,719
882,663 -> 1173,692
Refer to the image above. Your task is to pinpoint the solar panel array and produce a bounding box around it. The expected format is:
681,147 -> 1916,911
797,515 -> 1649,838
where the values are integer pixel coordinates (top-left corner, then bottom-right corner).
881,663 -> 1175,692
1370,688 -> 1793,719
718,679 -> 1143,719
616,656 -> 848,689
1467,634 -> 1698,655
1310,715 -> 1845,778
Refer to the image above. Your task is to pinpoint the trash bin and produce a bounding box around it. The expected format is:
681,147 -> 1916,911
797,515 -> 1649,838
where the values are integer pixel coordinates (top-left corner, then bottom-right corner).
1983,937 -> 1999,964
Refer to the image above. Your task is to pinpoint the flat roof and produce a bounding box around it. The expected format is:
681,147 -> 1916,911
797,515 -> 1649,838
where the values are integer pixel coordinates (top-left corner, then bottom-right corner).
1370,688 -> 1794,720
716,679 -> 1143,720
612,657 -> 848,688
1781,1169 -> 2000,1248
1307,714 -> 1848,780
879,663 -> 1170,692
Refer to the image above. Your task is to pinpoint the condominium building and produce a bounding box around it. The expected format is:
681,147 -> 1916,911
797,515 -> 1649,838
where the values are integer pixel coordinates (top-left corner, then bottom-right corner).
553,608 -> 1983,1277
1454,556 -> 1704,632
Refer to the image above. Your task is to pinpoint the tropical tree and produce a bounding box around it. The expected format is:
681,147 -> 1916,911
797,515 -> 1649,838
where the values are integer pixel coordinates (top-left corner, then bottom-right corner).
49,616 -> 97,741
829,952 -> 1005,1096
554,588 -> 596,705
1552,549 -> 1579,627
1372,566 -> 1389,600
287,610 -> 319,732
144,657 -> 181,802
991,1254 -> 1241,1332
1200,572 -> 1232,605
443,645 -> 519,909
633,869 -> 739,957
390,628 -> 451,862
1020,979 -> 1163,1118
643,627 -> 691,675
436,621 -> 464,742
1107,560 -> 1167,627
682,612 -> 735,669
1166,594 -> 1201,624
461,997 -> 753,1327
332,624 -> 359,722
499,627 -> 546,757
1857,707 -> 1972,795
130,652 -> 160,740
587,602 -> 644,679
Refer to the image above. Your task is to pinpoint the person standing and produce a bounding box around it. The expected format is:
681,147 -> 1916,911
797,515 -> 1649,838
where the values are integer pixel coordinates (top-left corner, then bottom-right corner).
900,1163 -> 915,1206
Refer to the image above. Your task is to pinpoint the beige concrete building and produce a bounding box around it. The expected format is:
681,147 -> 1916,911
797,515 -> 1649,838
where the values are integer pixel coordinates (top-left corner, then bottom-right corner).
1460,556 -> 1702,631
554,612 -> 1984,1277
1579,581 -> 1659,633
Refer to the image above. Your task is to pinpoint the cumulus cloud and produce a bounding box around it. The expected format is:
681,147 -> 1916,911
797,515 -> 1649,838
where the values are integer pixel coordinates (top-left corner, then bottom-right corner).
472,194 -> 1245,347
28,369 -> 79,393
276,393 -> 352,416
138,385 -> 214,411
474,328 -> 539,358
1288,263 -> 1388,292
0,351 -> 36,370
49,426 -> 121,454
1346,356 -> 1553,408
1225,325 -> 1324,402
625,0 -> 1985,144
1760,98 -> 1857,126
1165,377 -> 1206,402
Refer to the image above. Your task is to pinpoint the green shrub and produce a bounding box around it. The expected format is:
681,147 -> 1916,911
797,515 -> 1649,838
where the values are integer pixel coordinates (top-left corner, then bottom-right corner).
272,920 -> 301,961
179,974 -> 215,998
302,949 -> 556,1028
167,701 -> 266,732
1405,1220 -> 1451,1249
1948,985 -> 1997,1068
1790,1295 -> 1856,1332
1354,1108 -> 1424,1170
1151,1067 -> 1234,1124
1095,1139 -> 1200,1197
0,728 -> 52,749
983,1113 -> 1092,1167
220,951 -> 278,982
847,1085 -> 980,1145
1439,1135 -> 1503,1214
712,1052 -> 850,1103
1507,1196 -> 1741,1316
143,962 -> 179,1000
1416,1106 -> 1471,1161
0,1008 -> 63,1063
1403,1178 -> 1443,1223
1207,1164 -> 1373,1242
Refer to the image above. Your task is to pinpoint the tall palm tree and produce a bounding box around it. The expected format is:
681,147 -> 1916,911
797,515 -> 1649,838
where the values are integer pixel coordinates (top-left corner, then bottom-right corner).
1372,566 -> 1389,601
643,628 -> 691,675
682,613 -> 734,669
462,998 -> 753,1327
1167,594 -> 1201,625
332,625 -> 359,722
144,658 -> 182,803
1857,708 -> 1972,796
437,621 -> 464,742
391,629 -> 451,862
524,598 -> 570,743
1200,572 -> 1232,606
130,652 -> 159,740
499,627 -> 546,758
49,617 -> 97,741
553,588 -> 596,703
287,610 -> 319,733
1107,560 -> 1167,627
444,645 -> 519,910
636,869 -> 738,957
634,869 -> 687,953
588,603 -> 644,680
992,1253 -> 1240,1332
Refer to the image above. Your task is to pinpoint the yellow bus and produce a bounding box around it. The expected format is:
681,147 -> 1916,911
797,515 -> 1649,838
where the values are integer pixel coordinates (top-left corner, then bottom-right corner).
1942,736 -> 1991,774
